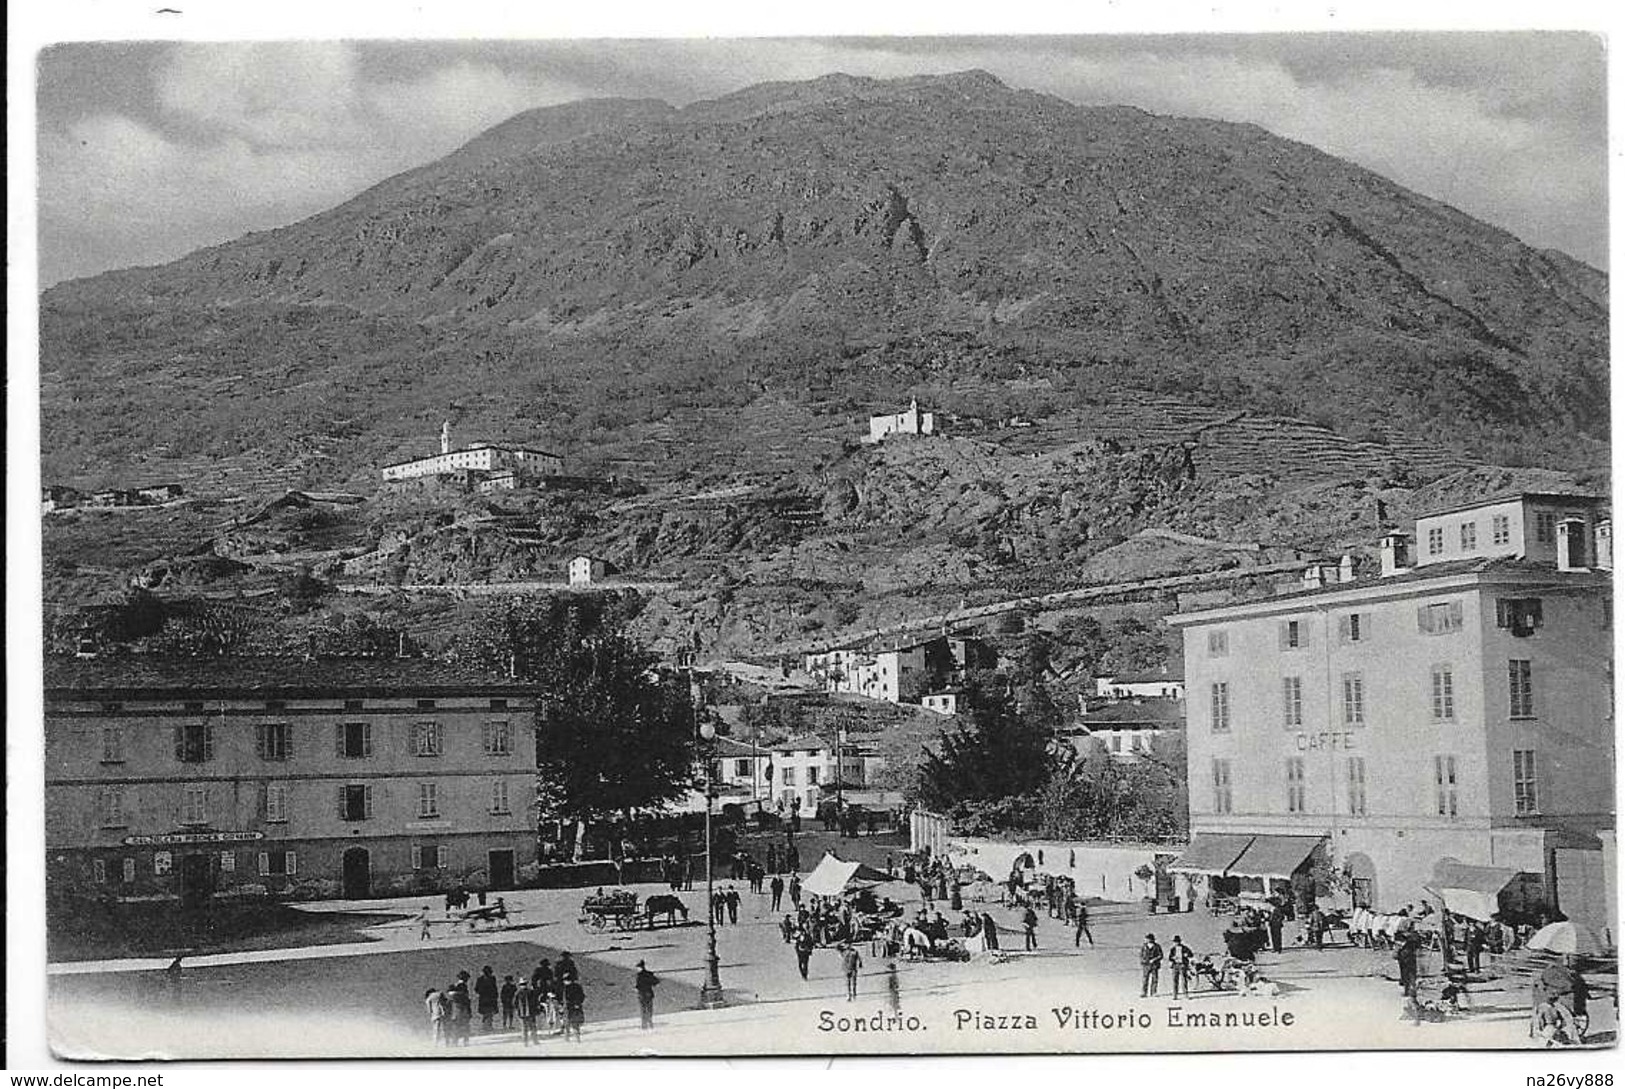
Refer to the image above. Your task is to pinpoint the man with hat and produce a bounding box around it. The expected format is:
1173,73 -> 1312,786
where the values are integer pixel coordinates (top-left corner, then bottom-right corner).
634,960 -> 660,1030
1139,933 -> 1165,997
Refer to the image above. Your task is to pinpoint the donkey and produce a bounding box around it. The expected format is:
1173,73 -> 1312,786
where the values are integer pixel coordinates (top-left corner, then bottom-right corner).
644,894 -> 690,928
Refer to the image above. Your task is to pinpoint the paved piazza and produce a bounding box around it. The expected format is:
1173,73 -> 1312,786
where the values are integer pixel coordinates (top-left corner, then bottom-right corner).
46,874 -> 1617,1058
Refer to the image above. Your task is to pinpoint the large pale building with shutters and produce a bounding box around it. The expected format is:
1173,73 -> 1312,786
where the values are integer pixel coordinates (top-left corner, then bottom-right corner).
1167,492 -> 1614,933
44,658 -> 537,904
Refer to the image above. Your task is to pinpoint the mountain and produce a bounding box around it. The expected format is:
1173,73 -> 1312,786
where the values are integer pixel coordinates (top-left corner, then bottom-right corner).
37,71 -> 1611,658
42,70 -> 1607,490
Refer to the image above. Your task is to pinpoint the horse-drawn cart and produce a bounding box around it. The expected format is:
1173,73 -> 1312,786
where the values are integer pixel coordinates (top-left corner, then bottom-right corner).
580,890 -> 641,931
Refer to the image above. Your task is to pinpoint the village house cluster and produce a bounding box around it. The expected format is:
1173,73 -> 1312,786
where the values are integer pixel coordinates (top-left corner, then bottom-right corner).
42,481 -> 184,514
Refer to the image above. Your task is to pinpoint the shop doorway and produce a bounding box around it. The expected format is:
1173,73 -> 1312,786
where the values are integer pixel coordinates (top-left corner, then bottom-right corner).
489,849 -> 516,891
180,853 -> 214,907
342,847 -> 371,899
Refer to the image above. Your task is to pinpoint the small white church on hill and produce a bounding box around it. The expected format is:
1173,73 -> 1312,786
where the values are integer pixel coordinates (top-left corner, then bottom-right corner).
867,399 -> 937,443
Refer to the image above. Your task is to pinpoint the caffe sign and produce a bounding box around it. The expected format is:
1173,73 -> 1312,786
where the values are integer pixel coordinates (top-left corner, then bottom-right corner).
1294,731 -> 1358,751
123,830 -> 265,846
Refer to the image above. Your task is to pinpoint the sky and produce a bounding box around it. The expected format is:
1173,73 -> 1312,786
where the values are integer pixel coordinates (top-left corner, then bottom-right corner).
33,33 -> 1610,285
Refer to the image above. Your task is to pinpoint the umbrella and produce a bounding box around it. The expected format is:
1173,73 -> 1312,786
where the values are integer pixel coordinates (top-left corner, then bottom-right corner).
1526,921 -> 1612,957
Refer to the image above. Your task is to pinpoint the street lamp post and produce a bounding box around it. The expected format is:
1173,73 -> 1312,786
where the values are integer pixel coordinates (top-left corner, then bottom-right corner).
695,695 -> 725,1008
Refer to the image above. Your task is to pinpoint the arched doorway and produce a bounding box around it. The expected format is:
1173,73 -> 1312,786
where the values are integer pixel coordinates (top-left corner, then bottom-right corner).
1345,852 -> 1376,910
342,847 -> 371,899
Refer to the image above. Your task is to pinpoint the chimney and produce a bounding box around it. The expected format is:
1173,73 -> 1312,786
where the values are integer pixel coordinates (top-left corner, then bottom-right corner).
441,421 -> 452,455
1300,564 -> 1335,590
1380,533 -> 1412,577
1596,519 -> 1613,572
1338,554 -> 1356,584
1557,518 -> 1591,572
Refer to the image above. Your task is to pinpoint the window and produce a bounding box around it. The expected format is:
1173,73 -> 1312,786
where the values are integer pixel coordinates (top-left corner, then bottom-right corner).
1342,673 -> 1366,727
256,722 -> 292,761
153,850 -> 173,875
184,701 -> 204,712
1460,521 -> 1478,551
416,844 -> 448,870
1210,682 -> 1231,733
175,722 -> 214,763
220,852 -> 236,873
92,858 -> 108,884
417,699 -> 437,710
257,850 -> 297,876
781,768 -> 797,786
181,785 -> 210,825
1346,757 -> 1368,816
1536,512 -> 1557,544
1286,758 -> 1306,813
807,766 -> 821,786
265,782 -> 288,823
340,783 -> 373,821
1434,755 -> 1458,817
264,700 -> 286,711
1427,526 -> 1445,556
415,721 -> 444,757
101,725 -> 124,763
122,858 -> 137,884
1212,759 -> 1233,814
1430,665 -> 1456,721
418,782 -> 440,818
1337,613 -> 1368,644
99,787 -> 127,828
734,759 -> 753,777
489,699 -> 509,711
484,721 -> 512,756
1282,676 -> 1304,728
1417,601 -> 1464,635
1508,660 -> 1535,718
337,722 -> 372,759
344,699 -> 365,711
1110,734 -> 1123,752
1207,630 -> 1229,657
1513,750 -> 1539,815
490,780 -> 510,815
1278,619 -> 1305,650
1492,515 -> 1511,546
1496,598 -> 1544,635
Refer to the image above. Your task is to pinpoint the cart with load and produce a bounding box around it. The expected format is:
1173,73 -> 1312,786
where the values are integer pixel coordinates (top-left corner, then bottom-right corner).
580,889 -> 640,931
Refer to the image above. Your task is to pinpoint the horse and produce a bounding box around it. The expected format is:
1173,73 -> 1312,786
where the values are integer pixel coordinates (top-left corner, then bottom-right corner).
643,894 -> 690,928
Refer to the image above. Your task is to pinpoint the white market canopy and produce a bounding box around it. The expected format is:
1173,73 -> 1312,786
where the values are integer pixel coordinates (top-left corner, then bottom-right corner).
801,852 -> 898,898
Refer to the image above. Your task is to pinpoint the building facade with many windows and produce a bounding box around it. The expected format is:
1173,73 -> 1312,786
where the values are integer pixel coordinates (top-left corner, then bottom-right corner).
45,658 -> 538,903
1168,494 -> 1613,930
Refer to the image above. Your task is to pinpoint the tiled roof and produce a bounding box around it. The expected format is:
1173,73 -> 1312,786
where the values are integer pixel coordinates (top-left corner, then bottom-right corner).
1102,668 -> 1185,685
42,655 -> 537,698
1077,700 -> 1187,728
1415,490 -> 1607,519
1169,556 -> 1609,621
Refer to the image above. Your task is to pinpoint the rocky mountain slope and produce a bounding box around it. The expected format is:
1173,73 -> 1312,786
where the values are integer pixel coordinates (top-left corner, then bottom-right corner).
38,71 -> 1610,658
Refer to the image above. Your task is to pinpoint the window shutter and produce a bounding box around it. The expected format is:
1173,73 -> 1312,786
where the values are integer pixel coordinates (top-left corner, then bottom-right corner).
284,725 -> 293,759
1277,622 -> 1289,649
255,723 -> 266,759
363,723 -> 373,758
337,784 -> 346,820
335,724 -> 345,757
1529,599 -> 1544,627
1416,605 -> 1432,634
364,783 -> 375,818
258,851 -> 270,875
286,851 -> 298,875
174,725 -> 185,761
437,845 -> 448,868
1448,602 -> 1463,630
204,723 -> 214,762
1337,616 -> 1350,642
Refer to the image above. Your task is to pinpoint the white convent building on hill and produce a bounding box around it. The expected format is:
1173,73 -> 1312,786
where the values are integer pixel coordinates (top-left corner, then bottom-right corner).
868,399 -> 937,443
382,423 -> 563,484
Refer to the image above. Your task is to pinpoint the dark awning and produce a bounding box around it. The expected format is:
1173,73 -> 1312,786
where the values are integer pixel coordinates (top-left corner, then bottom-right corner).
1228,834 -> 1325,880
1168,833 -> 1255,876
1431,860 -> 1521,898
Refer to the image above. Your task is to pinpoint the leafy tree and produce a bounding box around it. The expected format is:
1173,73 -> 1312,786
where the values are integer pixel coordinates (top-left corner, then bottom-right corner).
455,596 -> 694,859
916,683 -> 1054,813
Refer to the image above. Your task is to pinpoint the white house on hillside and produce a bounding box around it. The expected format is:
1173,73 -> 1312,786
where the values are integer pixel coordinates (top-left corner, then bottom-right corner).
868,399 -> 937,443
